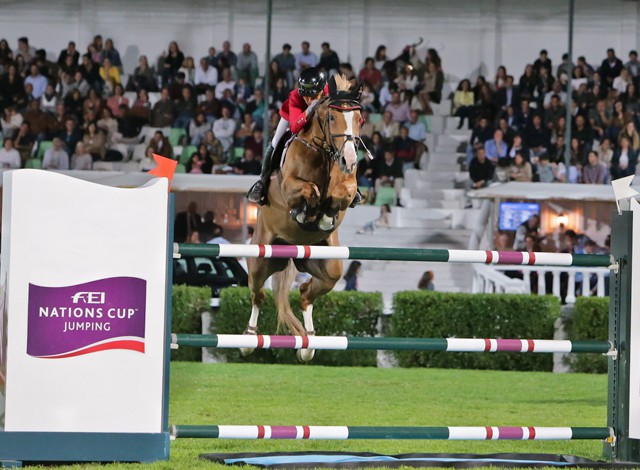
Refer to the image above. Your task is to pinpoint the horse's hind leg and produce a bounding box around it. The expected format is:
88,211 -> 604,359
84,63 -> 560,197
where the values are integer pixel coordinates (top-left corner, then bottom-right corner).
295,257 -> 343,362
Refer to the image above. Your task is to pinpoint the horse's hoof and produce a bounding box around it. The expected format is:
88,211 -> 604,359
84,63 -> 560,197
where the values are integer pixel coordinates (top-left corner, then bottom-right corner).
318,214 -> 335,232
240,327 -> 257,356
290,207 -> 307,224
240,347 -> 255,356
296,348 -> 315,362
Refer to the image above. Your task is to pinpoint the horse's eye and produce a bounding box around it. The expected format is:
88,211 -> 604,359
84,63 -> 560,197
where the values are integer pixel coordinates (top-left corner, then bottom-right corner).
329,114 -> 335,122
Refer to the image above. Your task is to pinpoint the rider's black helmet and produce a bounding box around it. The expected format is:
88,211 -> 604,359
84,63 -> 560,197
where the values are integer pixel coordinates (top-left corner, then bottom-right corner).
298,67 -> 326,97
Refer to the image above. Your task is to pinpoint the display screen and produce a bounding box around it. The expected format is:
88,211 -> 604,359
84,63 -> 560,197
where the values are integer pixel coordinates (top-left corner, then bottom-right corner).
498,202 -> 540,231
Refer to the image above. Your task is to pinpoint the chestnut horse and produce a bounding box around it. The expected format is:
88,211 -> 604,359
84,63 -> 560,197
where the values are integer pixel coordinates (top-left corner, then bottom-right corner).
244,75 -> 363,361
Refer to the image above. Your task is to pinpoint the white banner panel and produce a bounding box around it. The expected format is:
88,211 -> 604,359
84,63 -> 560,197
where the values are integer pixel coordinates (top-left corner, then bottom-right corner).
0,170 -> 168,433
629,198 -> 640,439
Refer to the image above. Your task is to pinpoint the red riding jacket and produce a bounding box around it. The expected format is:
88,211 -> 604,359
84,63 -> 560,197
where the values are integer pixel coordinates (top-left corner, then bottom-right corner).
279,85 -> 329,134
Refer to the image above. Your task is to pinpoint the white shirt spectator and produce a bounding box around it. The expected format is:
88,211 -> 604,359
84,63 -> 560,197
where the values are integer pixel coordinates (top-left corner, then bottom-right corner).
42,148 -> 69,170
71,152 -> 92,170
0,147 -> 21,169
215,80 -> 236,100
1,112 -> 23,137
212,117 -> 236,150
195,65 -> 218,87
295,51 -> 318,70
613,75 -> 630,94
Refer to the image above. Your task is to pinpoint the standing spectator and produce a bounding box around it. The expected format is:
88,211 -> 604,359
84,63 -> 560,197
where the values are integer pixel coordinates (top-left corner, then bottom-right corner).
102,39 -> 122,69
295,41 -> 318,72
273,43 -> 296,89
484,129 -> 508,165
582,151 -> 608,184
57,41 -> 79,68
236,43 -> 258,87
611,135 -> 637,179
216,41 -> 237,71
71,141 -> 93,170
600,48 -> 624,90
318,42 -> 340,75
343,261 -> 361,291
194,57 -> 218,94
24,64 -> 47,99
518,64 -> 537,102
626,50 -> 640,87
373,110 -> 400,142
151,87 -> 176,127
418,271 -> 435,291
213,106 -> 236,153
215,68 -> 236,100
374,146 -> 404,204
148,130 -> 172,159
0,139 -> 21,169
14,37 -> 36,63
162,41 -> 185,85
453,79 -> 474,129
42,137 -> 69,170
533,49 -> 552,76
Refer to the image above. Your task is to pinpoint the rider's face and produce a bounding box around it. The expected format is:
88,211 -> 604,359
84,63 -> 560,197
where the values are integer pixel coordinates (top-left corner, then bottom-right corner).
304,94 -> 320,105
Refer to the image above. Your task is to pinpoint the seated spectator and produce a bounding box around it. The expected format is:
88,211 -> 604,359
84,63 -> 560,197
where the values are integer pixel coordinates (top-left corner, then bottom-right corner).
368,131 -> 386,160
618,120 -> 640,151
495,75 -> 519,110
213,106 -> 236,153
130,88 -> 151,122
148,130 -> 173,159
106,84 -> 129,117
611,135 -> 637,179
612,68 -> 631,97
582,150 -> 608,184
0,64 -> 25,110
535,153 -> 555,183
194,57 -> 218,94
139,146 -> 156,171
598,138 -> 613,169
71,141 -> 92,170
393,126 -> 417,171
518,64 -> 537,102
358,57 -> 383,92
525,114 -> 550,158
232,147 -> 261,175
295,41 -> 318,72
197,87 -> 221,123
57,116 -> 82,155
572,115 -> 593,152
484,129 -> 508,165
96,107 -> 119,146
544,94 -> 564,130
589,99 -> 611,140
494,65 -> 507,90
64,89 -> 84,119
24,63 -> 47,99
215,68 -> 236,100
57,41 -> 79,68
357,204 -> 391,234
174,85 -> 197,129
189,112 -> 211,146
453,79 -> 474,129
99,57 -> 121,95
508,133 -> 529,162
608,100 -> 629,143
236,43 -> 259,86
357,152 -> 376,195
41,83 -> 57,114
543,81 -> 566,109
235,114 -> 256,147
497,117 -> 515,148
83,121 -> 106,161
0,138 -> 21,169
570,137 -> 586,166
373,110 -> 399,142
202,130 -> 226,164
508,152 -> 533,182
1,106 -> 23,141
417,61 -> 444,112
178,56 -> 196,84
394,63 -> 419,102
360,84 -> 376,112
404,109 -> 428,167
186,145 -> 214,174
42,137 -> 69,170
151,87 -> 176,127
244,88 -> 266,125
13,122 -> 35,164
271,77 -> 290,109
374,146 -> 404,205
464,146 -> 494,208
384,91 -> 411,124
127,55 -> 157,92
513,214 -> 540,250
244,127 -> 264,159
73,71 -> 90,97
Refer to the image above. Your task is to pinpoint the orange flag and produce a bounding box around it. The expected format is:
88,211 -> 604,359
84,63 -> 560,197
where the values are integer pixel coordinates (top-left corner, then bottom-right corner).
148,154 -> 177,191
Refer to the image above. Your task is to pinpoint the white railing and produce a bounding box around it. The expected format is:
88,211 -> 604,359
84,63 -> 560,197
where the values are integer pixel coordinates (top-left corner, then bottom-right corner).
472,264 -> 610,304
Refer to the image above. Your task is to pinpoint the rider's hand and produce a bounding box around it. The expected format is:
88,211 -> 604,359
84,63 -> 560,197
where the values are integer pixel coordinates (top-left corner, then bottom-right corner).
306,99 -> 320,116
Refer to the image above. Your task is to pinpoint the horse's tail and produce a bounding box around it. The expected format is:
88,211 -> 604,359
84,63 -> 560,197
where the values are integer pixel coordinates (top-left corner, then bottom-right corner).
272,260 -> 305,336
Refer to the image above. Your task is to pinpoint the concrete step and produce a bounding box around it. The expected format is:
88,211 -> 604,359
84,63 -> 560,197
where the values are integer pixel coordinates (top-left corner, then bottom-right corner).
431,100 -> 452,115
428,163 -> 462,172
403,198 -> 463,210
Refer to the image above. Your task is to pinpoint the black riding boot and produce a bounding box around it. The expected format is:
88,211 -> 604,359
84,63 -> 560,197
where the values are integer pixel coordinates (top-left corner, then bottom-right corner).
246,143 -> 274,205
349,188 -> 363,208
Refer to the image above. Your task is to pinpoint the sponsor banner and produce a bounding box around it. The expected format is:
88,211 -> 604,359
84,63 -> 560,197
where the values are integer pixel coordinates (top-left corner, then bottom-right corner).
27,277 -> 146,358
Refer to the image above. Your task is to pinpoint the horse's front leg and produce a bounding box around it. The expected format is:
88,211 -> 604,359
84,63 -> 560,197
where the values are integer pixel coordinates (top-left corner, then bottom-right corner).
281,175 -> 321,224
317,180 -> 357,232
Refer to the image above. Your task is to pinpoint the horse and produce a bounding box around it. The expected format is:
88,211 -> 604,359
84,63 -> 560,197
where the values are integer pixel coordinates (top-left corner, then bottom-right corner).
244,75 -> 364,362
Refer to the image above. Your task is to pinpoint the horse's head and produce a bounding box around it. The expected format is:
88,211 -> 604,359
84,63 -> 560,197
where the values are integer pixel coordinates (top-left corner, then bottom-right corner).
317,75 -> 363,174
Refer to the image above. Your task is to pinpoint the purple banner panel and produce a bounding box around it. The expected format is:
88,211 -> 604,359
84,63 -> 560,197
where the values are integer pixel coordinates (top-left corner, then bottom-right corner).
27,277 -> 147,358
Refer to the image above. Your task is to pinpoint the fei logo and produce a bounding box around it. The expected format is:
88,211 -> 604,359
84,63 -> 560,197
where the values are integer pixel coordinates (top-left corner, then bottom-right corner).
27,277 -> 147,359
71,292 -> 105,304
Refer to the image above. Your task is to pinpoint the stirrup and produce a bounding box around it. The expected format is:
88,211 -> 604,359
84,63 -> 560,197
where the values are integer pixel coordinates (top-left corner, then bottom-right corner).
349,190 -> 362,208
246,180 -> 267,205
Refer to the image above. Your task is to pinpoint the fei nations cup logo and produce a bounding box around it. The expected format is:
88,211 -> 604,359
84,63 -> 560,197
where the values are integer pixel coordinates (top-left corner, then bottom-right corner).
26,277 -> 147,358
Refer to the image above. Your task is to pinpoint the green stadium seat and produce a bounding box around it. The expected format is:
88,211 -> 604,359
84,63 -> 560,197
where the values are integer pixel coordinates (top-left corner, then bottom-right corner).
374,186 -> 396,206
36,141 -> 53,159
369,113 -> 382,125
169,128 -> 187,147
233,147 -> 245,161
418,115 -> 430,133
180,145 -> 197,165
175,163 -> 186,174
25,158 -> 42,169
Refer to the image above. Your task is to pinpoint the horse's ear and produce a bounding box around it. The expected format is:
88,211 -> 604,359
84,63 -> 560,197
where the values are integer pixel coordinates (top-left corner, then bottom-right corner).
328,75 -> 338,97
352,79 -> 364,101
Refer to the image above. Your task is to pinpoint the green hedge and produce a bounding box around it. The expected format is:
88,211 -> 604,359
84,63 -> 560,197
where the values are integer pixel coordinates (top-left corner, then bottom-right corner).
213,287 -> 383,366
171,285 -> 211,361
391,291 -> 561,371
568,297 -> 609,373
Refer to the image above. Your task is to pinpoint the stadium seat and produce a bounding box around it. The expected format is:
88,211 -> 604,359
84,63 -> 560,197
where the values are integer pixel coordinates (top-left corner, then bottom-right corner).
418,115 -> 430,133
109,143 -> 131,161
357,149 -> 365,161
148,92 -> 161,107
131,143 -> 148,161
369,113 -> 382,125
175,163 -> 187,173
169,128 -> 187,147
233,147 -> 245,162
25,158 -> 42,169
374,186 -> 396,206
180,145 -> 197,164
36,141 -> 53,159
124,91 -> 137,106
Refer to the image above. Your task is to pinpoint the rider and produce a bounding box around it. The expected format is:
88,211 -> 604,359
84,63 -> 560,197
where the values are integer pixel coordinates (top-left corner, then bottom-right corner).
246,67 -> 328,205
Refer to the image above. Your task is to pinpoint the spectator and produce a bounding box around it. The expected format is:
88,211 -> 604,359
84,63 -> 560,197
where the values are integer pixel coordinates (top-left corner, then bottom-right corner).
404,109 -> 428,166
318,42 -> 340,75
525,114 -> 550,158
79,54 -> 102,92
582,150 -> 608,184
216,41 -> 237,71
178,56 -> 196,84
497,117 -> 515,148
600,48 -> 624,89
556,53 -> 574,82
618,120 -> 640,151
357,204 -> 391,234
151,87 -> 176,127
96,107 -> 118,146
589,99 -> 611,140
73,71 -> 90,97
139,146 -> 156,171
99,57 -> 121,96
149,130 -> 172,159
373,110 -> 400,142
484,129 -> 508,165
508,133 -> 529,163
13,122 -> 35,164
206,47 -> 218,69
174,85 -> 197,129
509,152 -> 533,182
127,55 -> 156,92
273,43 -> 296,89
544,94 -> 564,130
572,114 -> 593,152
15,37 -> 36,63
626,50 -> 640,85
1,106 -> 23,140
611,135 -> 637,179
215,68 -> 236,100
174,201 -> 201,244
598,138 -> 614,169
465,146 -> 494,207
535,153 -> 554,183
198,87 -> 221,123
57,116 -> 82,155
543,81 -> 566,108
609,99 -> 629,143
453,79 -> 474,129
496,75 -> 520,110
71,141 -> 92,170
24,63 -> 47,99
103,38 -> 122,69
232,147 -> 261,175
82,121 -> 106,160
162,41 -> 185,85
189,112 -> 211,146
213,106 -> 236,152
130,88 -> 152,122
0,64 -> 24,109
385,91 -> 410,123
393,126 -> 417,171
374,146 -> 404,205
236,43 -> 259,86
244,127 -> 264,159
0,139 -> 21,169
418,271 -> 435,291
577,55 -> 595,79
194,57 -> 218,94
295,41 -> 318,71
513,214 -> 540,250
202,130 -> 225,164
91,35 -> 104,63
23,99 -> 50,141
42,137 -> 69,170
186,145 -> 214,174
356,152 -> 376,195
612,68 -> 631,96
518,64 -> 537,102
343,261 -> 361,291
417,61 -> 444,112
358,57 -> 383,92
57,41 -> 79,68
106,84 -> 128,117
